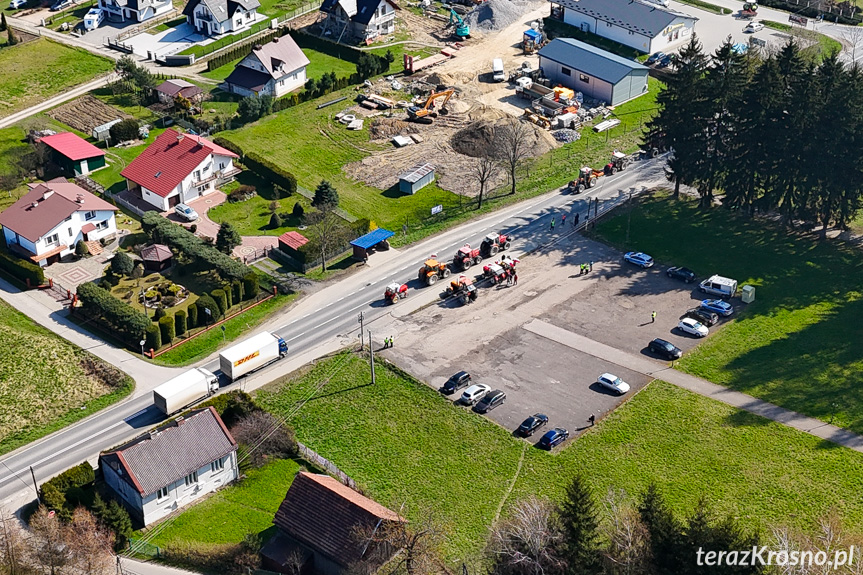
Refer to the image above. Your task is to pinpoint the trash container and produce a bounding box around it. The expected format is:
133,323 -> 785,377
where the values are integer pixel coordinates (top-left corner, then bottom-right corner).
741,285 -> 756,304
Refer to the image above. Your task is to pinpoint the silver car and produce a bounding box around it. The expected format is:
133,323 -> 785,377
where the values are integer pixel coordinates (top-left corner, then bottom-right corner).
460,384 -> 490,405
174,203 -> 198,222
597,373 -> 630,395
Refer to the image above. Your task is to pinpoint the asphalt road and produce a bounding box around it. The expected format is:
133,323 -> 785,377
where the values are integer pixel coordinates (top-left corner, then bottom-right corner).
0,155 -> 667,509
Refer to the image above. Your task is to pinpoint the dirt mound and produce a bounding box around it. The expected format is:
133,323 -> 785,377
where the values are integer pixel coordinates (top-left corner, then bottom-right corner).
466,0 -> 543,32
369,118 -> 420,140
425,72 -> 457,86
451,117 -> 556,158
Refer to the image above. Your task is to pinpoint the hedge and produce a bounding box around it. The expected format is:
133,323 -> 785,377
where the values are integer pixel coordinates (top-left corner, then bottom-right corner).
187,303 -> 198,328
0,246 -> 45,286
206,28 -> 284,71
175,309 -> 187,335
41,462 -> 94,495
159,315 -> 175,343
243,272 -> 258,300
232,279 -> 244,304
145,323 -> 161,350
223,284 -> 233,309
77,282 -> 151,344
211,288 -> 227,315
196,293 -> 219,323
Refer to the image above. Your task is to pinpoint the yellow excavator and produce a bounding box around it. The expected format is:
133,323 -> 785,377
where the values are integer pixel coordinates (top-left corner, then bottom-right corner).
407,89 -> 455,124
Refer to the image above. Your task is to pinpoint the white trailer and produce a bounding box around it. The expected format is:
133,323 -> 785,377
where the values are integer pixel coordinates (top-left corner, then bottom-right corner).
219,332 -> 288,381
153,368 -> 219,416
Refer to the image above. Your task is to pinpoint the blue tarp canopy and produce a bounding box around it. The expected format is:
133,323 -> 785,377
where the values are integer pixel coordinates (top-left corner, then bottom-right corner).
524,29 -> 542,41
351,228 -> 395,249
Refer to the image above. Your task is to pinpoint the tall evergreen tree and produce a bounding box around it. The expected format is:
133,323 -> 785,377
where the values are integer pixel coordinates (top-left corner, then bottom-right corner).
313,180 -> 340,210
556,474 -> 603,575
638,484 -> 682,575
215,222 -> 241,254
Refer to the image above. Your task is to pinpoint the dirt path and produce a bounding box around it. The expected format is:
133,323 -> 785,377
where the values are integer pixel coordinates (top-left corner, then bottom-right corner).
492,442 -> 527,525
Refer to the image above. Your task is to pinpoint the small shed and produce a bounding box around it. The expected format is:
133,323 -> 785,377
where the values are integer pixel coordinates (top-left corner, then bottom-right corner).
140,244 -> 173,272
93,119 -> 123,142
38,132 -> 106,176
277,231 -> 309,259
398,163 -> 435,195
350,228 -> 395,261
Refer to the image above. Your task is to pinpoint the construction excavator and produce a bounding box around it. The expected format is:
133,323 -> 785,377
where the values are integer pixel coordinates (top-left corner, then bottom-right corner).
407,88 -> 455,124
448,8 -> 470,39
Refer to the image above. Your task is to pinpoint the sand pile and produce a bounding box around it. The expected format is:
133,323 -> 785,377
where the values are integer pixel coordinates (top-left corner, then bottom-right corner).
451,117 -> 556,158
369,118 -> 419,140
466,0 -> 542,32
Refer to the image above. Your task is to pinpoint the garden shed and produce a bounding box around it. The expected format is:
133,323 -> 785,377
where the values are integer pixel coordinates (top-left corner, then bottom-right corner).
141,244 -> 173,272
277,231 -> 310,260
350,228 -> 394,261
38,132 -> 106,176
398,163 -> 435,194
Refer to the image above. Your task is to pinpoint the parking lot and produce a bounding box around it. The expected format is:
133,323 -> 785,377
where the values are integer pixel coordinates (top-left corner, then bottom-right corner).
379,229 -> 737,448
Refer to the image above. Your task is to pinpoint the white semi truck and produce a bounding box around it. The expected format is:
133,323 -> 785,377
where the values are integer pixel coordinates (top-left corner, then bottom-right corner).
153,368 -> 219,416
219,332 -> 288,381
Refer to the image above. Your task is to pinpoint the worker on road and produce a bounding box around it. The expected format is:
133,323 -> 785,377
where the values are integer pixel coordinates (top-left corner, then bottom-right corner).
550,217 -> 555,231
562,214 -> 567,226
651,311 -> 657,323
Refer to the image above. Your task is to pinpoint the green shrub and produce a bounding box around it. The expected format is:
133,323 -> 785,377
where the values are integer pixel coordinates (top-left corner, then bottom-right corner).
187,303 -> 198,328
232,280 -> 243,304
109,118 -> 140,143
269,212 -> 282,229
196,390 -> 258,427
111,251 -> 135,276
75,241 -> 89,257
211,289 -> 227,315
154,307 -> 166,321
145,323 -> 161,350
175,309 -> 187,335
159,315 -> 175,343
77,282 -> 150,344
92,494 -> 133,551
223,284 -> 233,309
41,462 -> 94,494
292,202 -> 304,219
196,294 -> 218,324
243,272 -> 258,300
0,246 -> 45,286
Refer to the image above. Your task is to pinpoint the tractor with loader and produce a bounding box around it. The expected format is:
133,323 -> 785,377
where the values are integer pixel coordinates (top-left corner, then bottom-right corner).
384,282 -> 409,304
445,275 -> 478,304
567,167 -> 604,193
418,258 -> 451,286
480,233 -> 512,257
453,244 -> 483,271
604,151 -> 630,175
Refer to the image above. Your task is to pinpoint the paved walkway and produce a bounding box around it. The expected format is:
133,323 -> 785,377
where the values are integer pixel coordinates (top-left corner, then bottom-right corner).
523,319 -> 863,453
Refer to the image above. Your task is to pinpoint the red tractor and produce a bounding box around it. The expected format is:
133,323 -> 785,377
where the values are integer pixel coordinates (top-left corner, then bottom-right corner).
453,244 -> 483,271
483,262 -> 508,284
480,232 -> 512,257
446,275 -> 478,304
384,282 -> 408,304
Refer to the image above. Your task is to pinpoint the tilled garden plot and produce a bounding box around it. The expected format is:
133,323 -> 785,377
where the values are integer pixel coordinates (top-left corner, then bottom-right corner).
48,95 -> 131,134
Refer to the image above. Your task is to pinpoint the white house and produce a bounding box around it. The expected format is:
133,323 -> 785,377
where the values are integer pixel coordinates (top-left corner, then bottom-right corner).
547,0 -> 698,54
224,35 -> 310,98
121,129 -> 240,211
320,0 -> 399,41
97,0 -> 173,23
99,407 -> 239,527
183,0 -> 261,36
0,179 -> 118,267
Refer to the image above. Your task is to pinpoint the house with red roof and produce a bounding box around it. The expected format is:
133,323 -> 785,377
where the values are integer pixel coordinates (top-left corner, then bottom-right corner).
121,129 -> 240,211
0,179 -> 118,266
38,132 -> 106,177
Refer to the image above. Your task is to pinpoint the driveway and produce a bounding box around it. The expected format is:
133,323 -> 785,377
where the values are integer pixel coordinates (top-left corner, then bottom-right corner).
120,14 -> 267,58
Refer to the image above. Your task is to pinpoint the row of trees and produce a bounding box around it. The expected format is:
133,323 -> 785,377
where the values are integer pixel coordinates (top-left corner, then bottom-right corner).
648,34 -> 863,238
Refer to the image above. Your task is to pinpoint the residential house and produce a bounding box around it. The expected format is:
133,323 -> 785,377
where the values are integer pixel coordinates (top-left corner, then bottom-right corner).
99,407 -> 239,527
547,0 -> 698,54
224,35 -> 310,98
121,129 -> 240,211
154,79 -> 204,105
538,38 -> 649,105
0,179 -> 117,267
183,0 -> 261,36
97,0 -> 173,23
38,132 -> 106,176
260,472 -> 404,575
320,0 -> 399,41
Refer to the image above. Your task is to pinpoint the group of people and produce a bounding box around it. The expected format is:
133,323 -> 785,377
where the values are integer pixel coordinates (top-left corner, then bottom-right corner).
551,212 -> 583,231
499,255 -> 519,286
383,335 -> 395,348
578,261 -> 594,275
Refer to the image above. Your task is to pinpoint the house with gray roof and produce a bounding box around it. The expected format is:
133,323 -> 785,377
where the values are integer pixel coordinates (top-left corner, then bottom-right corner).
224,35 -> 310,98
548,0 -> 697,54
97,0 -> 172,23
183,0 -> 261,36
99,407 -> 238,527
539,38 -> 649,105
319,0 -> 400,41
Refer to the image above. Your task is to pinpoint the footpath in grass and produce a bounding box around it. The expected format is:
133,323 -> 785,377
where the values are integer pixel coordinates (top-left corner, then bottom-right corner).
0,38 -> 113,118
592,193 -> 863,433
0,298 -> 133,456
253,353 -> 863,560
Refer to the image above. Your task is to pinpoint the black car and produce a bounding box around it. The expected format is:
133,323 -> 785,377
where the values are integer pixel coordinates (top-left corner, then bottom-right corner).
517,413 -> 549,437
680,308 -> 719,327
657,54 -> 675,68
441,371 -> 471,394
474,390 -> 506,414
648,338 -> 683,360
666,266 -> 696,283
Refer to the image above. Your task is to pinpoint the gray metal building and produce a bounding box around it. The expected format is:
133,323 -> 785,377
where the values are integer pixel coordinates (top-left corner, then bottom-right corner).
398,163 -> 435,195
538,38 -> 649,106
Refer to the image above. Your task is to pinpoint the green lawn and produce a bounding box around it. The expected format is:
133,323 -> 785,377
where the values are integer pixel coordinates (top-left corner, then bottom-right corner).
0,38 -> 113,118
143,459 -> 301,550
0,125 -> 29,181
593,193 -> 863,433
201,48 -> 358,86
201,59 -> 244,83
762,20 -> 842,61
0,298 -> 133,456
209,174 -> 314,236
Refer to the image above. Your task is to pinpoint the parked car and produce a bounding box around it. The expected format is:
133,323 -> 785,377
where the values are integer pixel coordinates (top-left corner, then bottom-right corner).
538,427 -> 569,450
460,384 -> 490,406
700,299 -> 734,317
474,390 -> 506,413
744,21 -> 764,32
441,371 -> 471,394
643,0 -> 670,6
678,317 -> 709,337
680,308 -> 719,327
9,0 -> 27,8
174,203 -> 198,222
666,266 -> 696,283
50,0 -> 74,10
648,338 -> 682,360
597,373 -> 631,395
657,54 -> 675,68
623,251 -> 654,268
647,51 -> 666,65
517,413 -> 549,437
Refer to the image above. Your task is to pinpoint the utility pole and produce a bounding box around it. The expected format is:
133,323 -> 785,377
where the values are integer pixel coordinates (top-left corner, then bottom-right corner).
625,190 -> 633,245
358,311 -> 364,349
368,330 -> 375,385
30,466 -> 40,504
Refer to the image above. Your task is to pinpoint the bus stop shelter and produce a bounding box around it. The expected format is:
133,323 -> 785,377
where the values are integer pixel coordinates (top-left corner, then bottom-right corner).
350,228 -> 395,261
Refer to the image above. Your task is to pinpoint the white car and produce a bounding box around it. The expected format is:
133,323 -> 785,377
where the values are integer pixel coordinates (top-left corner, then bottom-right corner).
744,21 -> 764,32
460,384 -> 491,405
597,373 -> 630,395
678,317 -> 709,338
9,0 -> 27,8
174,203 -> 198,222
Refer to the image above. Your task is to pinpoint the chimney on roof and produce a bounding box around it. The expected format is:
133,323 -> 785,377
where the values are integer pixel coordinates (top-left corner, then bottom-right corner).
76,194 -> 85,204
42,190 -> 54,200
31,202 -> 38,209
253,44 -> 262,50
177,133 -> 185,142
273,37 -> 278,42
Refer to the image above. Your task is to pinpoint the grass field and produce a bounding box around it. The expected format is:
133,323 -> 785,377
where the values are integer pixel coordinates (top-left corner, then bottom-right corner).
250,352 -> 863,560
0,38 -> 113,118
593,193 -> 863,433
208,185 -> 314,236
762,21 -> 842,60
0,298 -> 133,456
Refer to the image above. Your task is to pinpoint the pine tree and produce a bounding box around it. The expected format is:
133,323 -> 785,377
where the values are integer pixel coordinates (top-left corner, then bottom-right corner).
111,251 -> 135,276
313,180 -> 339,210
556,474 -> 602,575
215,222 -> 241,254
638,484 -> 683,575
7,26 -> 17,46
1,13 -> 8,32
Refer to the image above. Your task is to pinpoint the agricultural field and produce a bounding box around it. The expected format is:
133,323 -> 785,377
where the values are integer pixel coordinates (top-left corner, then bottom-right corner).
593,193 -> 863,433
0,38 -> 113,118
0,298 -> 133,456
47,95 -> 133,135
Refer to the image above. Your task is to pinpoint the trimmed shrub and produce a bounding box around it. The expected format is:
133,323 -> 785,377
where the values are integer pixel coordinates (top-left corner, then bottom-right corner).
109,118 -> 140,143
159,315 -> 175,343
232,280 -> 243,304
76,282 -> 150,344
223,284 -> 233,309
187,302 -> 198,328
269,212 -> 282,229
111,251 -> 135,276
292,202 -> 304,219
243,272 -> 258,300
211,289 -> 227,315
145,323 -> 161,350
41,462 -> 94,494
0,247 -> 45,286
154,307 -> 166,321
196,294 -> 218,324
75,241 -> 89,257
175,309 -> 187,335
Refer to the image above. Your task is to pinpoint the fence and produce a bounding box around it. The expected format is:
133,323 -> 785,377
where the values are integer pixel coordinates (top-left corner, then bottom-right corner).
127,538 -> 163,558
298,441 -> 357,490
270,244 -> 352,273
112,191 -> 147,217
113,9 -> 180,42
240,246 -> 271,264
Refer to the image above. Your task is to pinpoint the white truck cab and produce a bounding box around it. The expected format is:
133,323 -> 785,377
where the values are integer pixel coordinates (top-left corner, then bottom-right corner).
492,58 -> 505,82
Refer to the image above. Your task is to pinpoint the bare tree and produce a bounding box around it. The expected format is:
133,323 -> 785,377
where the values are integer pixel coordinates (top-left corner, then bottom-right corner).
840,25 -> 863,62
487,496 -> 565,575
0,507 -> 32,575
230,410 -> 297,468
470,153 -> 500,210
767,511 -> 863,575
29,506 -> 70,575
64,507 -> 115,575
357,504 -> 443,575
495,121 -> 533,196
600,490 -> 649,575
303,210 -> 349,273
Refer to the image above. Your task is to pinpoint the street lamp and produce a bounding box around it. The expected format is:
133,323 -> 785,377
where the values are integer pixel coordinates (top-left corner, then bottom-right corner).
140,339 -> 146,357
221,325 -> 226,343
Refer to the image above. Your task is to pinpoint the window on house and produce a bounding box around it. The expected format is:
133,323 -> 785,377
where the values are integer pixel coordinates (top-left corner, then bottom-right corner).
579,73 -> 590,83
84,211 -> 96,220
184,471 -> 198,486
211,458 -> 225,473
219,162 -> 225,169
68,227 -> 73,237
96,221 -> 109,231
46,233 -> 59,245
561,67 -> 571,76
194,170 -> 201,180
64,215 -> 72,222
245,10 -> 251,18
236,18 -> 241,25
157,486 -> 170,499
